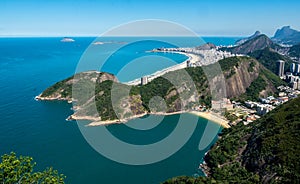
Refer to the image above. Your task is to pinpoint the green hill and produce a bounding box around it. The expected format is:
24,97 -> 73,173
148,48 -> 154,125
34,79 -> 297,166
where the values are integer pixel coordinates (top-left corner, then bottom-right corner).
163,96 -> 300,184
288,43 -> 300,60
249,48 -> 293,74
37,56 -> 284,122
221,35 -> 282,55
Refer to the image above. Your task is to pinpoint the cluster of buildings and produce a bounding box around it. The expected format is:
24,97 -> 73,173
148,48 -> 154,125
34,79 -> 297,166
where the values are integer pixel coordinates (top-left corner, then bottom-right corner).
155,47 -> 242,67
227,85 -> 300,125
245,99 -> 276,115
211,98 -> 234,110
277,60 -> 300,90
205,60 -> 300,126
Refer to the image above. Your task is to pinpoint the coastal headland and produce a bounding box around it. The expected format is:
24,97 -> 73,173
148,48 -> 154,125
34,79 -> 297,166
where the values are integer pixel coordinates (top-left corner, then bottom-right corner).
36,45 -> 281,129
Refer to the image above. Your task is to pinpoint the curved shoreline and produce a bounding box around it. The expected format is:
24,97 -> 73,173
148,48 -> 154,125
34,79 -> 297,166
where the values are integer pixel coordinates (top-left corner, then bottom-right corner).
124,52 -> 199,86
35,47 -> 230,128
35,96 -> 230,128
189,111 -> 230,128
70,110 -> 229,128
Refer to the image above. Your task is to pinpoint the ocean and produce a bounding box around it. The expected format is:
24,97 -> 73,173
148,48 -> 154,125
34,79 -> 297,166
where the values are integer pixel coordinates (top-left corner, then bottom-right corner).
0,37 -> 239,183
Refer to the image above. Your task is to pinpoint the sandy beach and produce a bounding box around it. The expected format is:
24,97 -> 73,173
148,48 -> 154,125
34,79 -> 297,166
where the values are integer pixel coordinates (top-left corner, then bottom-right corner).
189,111 -> 230,128
79,110 -> 229,128
125,51 -> 200,86
86,111 -> 187,126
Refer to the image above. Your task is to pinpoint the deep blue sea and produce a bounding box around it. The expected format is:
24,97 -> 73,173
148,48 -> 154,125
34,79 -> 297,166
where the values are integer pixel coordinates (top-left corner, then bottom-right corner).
0,37 -> 239,184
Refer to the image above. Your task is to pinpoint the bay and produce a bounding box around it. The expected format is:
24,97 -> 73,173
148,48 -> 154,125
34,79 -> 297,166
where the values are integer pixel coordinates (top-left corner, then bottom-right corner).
0,37 -> 236,183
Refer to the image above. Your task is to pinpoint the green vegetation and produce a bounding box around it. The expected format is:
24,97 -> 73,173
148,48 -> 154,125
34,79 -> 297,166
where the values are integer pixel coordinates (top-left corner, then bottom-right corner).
261,67 -> 287,87
95,80 -> 119,120
140,77 -> 176,112
163,176 -> 221,184
243,96 -> 300,183
40,56 -> 284,121
164,96 -> 300,183
236,66 -> 286,102
248,60 -> 256,72
0,152 -> 65,184
41,76 -> 73,98
249,48 -> 293,74
238,74 -> 266,101
218,56 -> 240,71
289,43 -> 300,58
224,110 -> 238,122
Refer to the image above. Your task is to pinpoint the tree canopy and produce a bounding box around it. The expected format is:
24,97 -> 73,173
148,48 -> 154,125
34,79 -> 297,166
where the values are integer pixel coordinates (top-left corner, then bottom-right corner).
0,152 -> 65,184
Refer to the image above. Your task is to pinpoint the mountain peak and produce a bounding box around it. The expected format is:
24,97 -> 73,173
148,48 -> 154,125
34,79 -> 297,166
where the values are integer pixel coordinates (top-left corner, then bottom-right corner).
227,34 -> 278,55
272,26 -> 300,45
253,30 -> 261,35
236,31 -> 261,46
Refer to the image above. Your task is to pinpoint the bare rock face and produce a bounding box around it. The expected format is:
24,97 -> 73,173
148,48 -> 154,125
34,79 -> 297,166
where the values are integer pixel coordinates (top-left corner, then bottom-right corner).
97,72 -> 118,83
225,59 -> 260,98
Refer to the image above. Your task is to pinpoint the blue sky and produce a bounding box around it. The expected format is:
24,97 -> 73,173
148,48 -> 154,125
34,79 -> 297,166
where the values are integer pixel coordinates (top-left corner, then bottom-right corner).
1,0 -> 300,36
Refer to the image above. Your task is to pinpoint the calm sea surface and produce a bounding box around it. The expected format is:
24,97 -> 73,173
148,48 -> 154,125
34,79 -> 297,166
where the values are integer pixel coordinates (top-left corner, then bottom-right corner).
0,37 -> 239,183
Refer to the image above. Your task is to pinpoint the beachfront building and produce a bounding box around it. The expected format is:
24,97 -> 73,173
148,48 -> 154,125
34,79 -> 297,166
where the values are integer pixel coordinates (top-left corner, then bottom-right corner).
141,76 -> 148,85
186,60 -> 191,67
211,98 -> 233,110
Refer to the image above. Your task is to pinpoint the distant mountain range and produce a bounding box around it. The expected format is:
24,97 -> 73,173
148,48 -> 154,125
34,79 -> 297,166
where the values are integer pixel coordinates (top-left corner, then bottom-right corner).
226,34 -> 281,55
235,26 -> 300,47
220,29 -> 300,73
272,26 -> 300,45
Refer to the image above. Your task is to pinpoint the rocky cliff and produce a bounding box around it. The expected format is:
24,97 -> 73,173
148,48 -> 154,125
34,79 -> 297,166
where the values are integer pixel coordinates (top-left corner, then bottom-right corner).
223,58 -> 260,98
37,56 -> 284,122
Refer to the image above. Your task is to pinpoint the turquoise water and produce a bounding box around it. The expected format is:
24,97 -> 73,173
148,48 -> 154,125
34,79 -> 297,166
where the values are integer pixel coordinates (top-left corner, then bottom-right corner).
0,37 -> 236,183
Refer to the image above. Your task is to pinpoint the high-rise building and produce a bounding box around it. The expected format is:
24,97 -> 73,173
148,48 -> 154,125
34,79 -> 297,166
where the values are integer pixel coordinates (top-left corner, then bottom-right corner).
276,60 -> 285,77
186,60 -> 191,67
296,64 -> 300,74
292,81 -> 298,90
290,63 -> 296,73
141,76 -> 148,85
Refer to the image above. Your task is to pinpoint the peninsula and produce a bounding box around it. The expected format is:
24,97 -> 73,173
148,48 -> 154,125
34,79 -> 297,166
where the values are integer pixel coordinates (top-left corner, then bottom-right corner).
36,53 -> 284,127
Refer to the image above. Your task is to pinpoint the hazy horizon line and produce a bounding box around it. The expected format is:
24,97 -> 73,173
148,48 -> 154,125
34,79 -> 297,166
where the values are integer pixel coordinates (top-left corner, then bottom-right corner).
0,34 -> 248,38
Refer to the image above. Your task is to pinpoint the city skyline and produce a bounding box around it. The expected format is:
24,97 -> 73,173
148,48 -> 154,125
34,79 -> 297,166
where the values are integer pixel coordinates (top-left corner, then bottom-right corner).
1,0 -> 300,37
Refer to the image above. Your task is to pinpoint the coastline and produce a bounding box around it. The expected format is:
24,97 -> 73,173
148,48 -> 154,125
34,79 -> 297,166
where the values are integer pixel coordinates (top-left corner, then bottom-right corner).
68,110 -> 229,128
35,95 -> 229,128
35,95 -> 73,103
35,47 -> 230,129
189,111 -> 230,128
86,111 -> 187,126
125,51 -> 199,86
